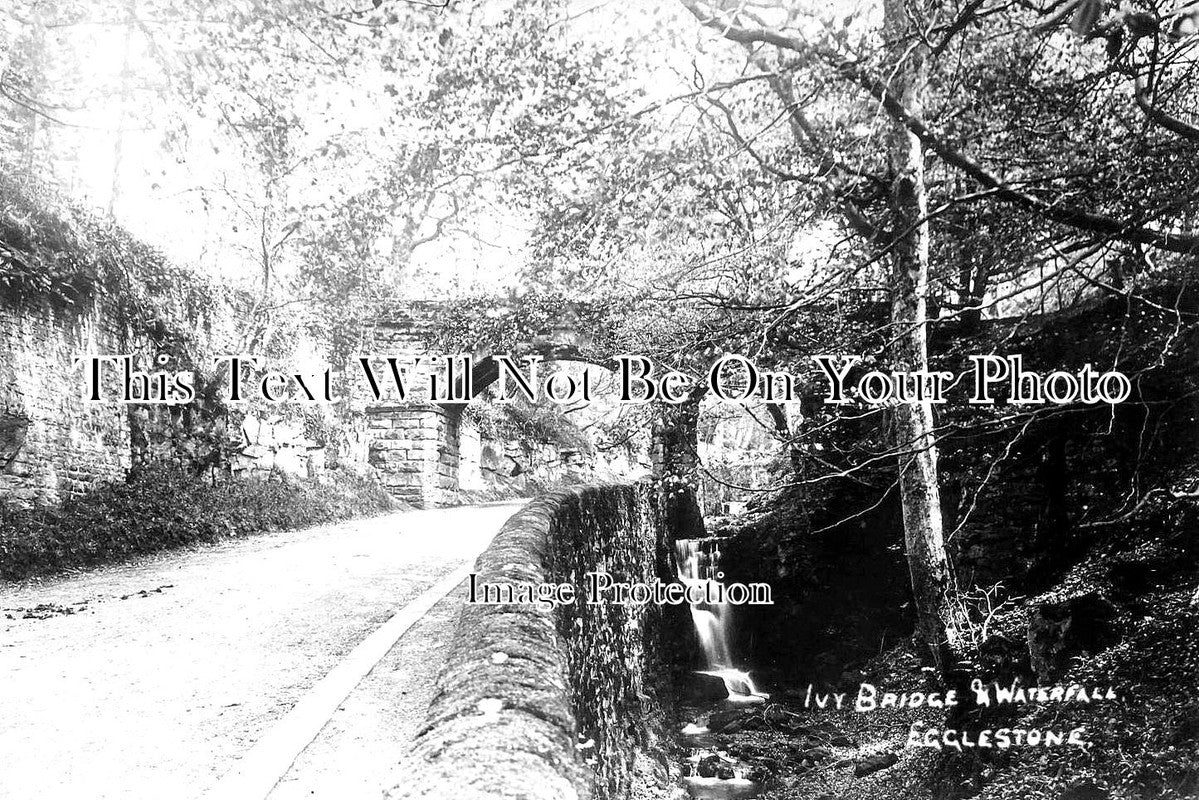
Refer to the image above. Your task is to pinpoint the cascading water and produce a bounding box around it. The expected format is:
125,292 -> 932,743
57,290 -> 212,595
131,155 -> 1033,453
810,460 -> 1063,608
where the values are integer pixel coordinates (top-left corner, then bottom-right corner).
676,538 -> 766,799
675,538 -> 765,704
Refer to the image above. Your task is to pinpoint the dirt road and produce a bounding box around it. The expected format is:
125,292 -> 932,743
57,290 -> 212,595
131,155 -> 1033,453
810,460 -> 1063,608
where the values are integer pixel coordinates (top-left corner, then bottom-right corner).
0,502 -> 523,799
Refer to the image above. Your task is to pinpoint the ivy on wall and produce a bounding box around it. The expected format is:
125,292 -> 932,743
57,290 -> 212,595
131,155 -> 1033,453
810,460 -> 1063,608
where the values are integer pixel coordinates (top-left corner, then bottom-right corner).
0,170 -> 253,478
0,171 -> 246,355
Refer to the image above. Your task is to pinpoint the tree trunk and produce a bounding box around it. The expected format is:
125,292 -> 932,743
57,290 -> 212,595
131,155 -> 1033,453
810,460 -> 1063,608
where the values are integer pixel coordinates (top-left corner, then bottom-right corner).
882,0 -> 966,675
764,402 -> 803,475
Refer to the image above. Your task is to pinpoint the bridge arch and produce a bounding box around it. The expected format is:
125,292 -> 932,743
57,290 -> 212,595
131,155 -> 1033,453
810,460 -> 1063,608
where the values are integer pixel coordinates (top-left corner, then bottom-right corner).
364,304 -> 702,512
364,305 -> 599,507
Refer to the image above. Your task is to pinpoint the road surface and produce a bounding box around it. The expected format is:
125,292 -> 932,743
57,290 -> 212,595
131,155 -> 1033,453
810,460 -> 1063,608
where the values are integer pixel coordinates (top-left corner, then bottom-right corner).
0,502 -> 523,799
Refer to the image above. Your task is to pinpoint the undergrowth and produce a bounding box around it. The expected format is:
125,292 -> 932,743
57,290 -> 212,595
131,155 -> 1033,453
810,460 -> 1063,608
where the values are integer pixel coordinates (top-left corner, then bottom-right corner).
0,469 -> 394,581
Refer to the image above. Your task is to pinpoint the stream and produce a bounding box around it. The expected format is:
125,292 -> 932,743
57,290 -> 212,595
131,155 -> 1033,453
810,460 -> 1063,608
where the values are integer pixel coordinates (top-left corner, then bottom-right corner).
668,537 -> 919,800
675,537 -> 769,800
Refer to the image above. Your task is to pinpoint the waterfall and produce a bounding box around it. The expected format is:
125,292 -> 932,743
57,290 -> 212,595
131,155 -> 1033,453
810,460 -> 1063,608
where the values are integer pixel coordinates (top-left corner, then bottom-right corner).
675,538 -> 764,703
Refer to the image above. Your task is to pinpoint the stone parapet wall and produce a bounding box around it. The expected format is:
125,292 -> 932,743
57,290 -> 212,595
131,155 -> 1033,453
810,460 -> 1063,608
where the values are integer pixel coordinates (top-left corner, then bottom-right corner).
545,485 -> 679,799
391,497 -> 593,800
392,484 -> 682,800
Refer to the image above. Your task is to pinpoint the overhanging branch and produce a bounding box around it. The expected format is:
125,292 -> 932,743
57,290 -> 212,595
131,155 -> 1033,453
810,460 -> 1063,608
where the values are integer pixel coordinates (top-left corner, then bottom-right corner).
679,0 -> 1199,254
1134,77 -> 1199,143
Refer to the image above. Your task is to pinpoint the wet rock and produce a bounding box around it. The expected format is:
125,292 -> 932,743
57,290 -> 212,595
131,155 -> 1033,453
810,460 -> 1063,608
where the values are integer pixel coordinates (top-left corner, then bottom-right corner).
718,694 -> 766,709
685,733 -> 721,749
726,743 -> 757,759
698,755 -> 723,778
741,715 -> 768,732
689,671 -> 737,702
746,765 -> 772,783
853,751 -> 899,776
707,709 -> 757,733
716,764 -> 735,780
712,722 -> 747,735
706,709 -> 743,731
830,735 -> 857,747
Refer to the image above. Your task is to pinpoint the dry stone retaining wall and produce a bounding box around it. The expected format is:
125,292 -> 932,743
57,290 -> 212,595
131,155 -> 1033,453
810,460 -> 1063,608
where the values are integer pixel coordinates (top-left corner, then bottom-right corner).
0,297 -> 131,504
0,290 -> 373,505
1,285 -> 653,509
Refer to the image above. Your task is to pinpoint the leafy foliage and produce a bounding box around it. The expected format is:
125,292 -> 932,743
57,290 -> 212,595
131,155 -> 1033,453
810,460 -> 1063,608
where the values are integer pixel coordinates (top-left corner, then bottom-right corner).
0,170 -> 242,352
464,401 -> 591,453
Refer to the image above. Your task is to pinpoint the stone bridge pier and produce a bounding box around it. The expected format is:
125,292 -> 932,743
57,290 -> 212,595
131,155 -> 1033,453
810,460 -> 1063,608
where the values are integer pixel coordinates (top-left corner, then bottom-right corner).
367,401 -> 461,508
365,304 -> 464,508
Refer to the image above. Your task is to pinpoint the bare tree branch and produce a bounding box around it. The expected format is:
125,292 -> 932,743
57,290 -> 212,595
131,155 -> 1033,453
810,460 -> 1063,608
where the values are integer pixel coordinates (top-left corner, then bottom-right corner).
1134,76 -> 1199,142
679,0 -> 1199,254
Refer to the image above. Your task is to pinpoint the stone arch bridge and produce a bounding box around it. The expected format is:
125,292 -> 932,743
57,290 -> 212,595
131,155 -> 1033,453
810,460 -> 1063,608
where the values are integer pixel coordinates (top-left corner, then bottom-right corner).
366,301 -> 615,507
365,302 -> 700,508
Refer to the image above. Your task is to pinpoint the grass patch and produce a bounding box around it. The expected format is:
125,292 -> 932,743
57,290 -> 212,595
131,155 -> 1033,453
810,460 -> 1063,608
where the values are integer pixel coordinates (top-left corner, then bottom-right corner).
0,469 -> 394,582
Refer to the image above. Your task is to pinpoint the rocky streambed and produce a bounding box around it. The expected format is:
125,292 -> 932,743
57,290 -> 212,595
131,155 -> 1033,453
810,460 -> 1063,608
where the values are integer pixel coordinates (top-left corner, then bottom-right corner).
670,685 -> 934,800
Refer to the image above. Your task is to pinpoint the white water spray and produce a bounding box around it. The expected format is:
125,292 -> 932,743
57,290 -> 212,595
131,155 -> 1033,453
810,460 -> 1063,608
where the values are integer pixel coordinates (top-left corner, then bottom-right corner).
675,538 -> 765,703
